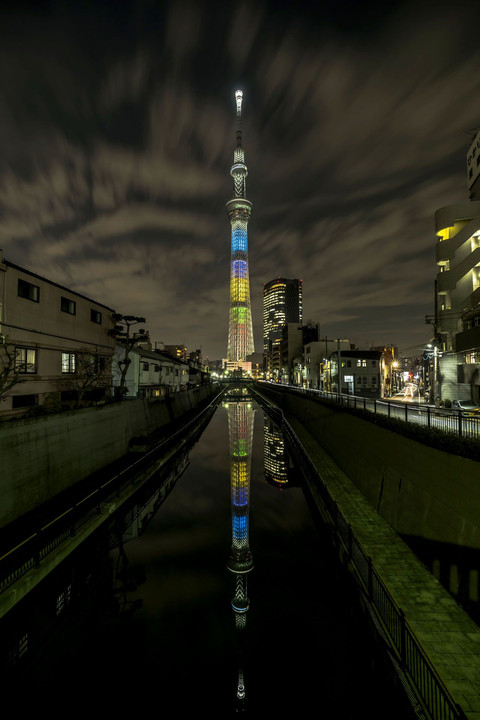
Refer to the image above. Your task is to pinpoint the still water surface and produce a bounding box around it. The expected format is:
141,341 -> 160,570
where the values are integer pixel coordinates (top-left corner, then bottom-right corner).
8,397 -> 406,715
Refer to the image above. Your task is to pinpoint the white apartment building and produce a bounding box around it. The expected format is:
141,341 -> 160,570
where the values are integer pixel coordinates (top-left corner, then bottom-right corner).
434,196 -> 480,401
0,251 -> 116,416
114,345 -> 189,398
300,339 -> 351,389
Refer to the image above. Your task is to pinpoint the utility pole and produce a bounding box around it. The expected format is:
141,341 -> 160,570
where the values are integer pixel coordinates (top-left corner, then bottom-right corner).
321,336 -> 342,403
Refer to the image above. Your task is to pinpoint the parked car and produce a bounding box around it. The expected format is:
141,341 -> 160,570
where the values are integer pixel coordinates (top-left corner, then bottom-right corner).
451,400 -> 480,416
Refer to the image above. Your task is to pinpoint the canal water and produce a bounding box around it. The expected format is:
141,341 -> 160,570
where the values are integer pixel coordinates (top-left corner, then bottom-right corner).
3,394 -> 408,716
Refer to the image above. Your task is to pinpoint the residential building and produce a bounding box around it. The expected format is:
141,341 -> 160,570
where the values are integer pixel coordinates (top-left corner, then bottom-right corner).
0,250 -> 116,416
301,338 -> 351,389
263,278 -> 302,379
432,132 -> 480,402
280,323 -> 303,383
113,345 -> 189,398
329,349 -> 384,398
163,344 -> 188,363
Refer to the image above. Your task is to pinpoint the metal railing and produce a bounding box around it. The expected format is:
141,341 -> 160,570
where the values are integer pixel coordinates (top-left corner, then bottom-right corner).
251,387 -> 467,720
260,382 -> 480,440
0,388 -> 225,598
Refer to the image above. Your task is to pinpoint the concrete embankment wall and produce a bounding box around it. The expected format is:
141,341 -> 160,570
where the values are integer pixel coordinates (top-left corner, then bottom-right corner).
0,384 -> 215,528
257,384 -> 480,549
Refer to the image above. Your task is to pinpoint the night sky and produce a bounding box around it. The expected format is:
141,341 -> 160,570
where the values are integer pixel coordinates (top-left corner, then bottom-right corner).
1,0 -> 480,360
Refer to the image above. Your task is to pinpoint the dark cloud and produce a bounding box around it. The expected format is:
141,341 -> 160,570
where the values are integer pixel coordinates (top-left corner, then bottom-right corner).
0,0 -> 479,358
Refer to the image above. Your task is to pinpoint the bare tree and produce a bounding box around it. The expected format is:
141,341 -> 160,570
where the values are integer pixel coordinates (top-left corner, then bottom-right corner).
60,347 -> 113,408
109,314 -> 146,398
0,338 -> 23,399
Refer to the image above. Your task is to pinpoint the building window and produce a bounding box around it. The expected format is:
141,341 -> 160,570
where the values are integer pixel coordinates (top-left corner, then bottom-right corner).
15,347 -> 37,374
371,360 -> 376,367
372,377 -> 377,386
154,365 -> 160,372
62,352 -> 76,374
347,360 -> 351,367
61,297 -> 76,315
142,363 -> 149,371
90,309 -> 102,324
12,394 -> 38,408
18,278 -> 39,302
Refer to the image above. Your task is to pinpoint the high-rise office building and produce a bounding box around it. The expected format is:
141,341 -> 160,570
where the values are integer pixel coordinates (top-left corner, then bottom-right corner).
226,90 -> 255,364
263,278 -> 302,378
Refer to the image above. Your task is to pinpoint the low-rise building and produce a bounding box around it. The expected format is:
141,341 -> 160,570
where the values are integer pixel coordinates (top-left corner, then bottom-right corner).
113,345 -> 189,398
329,349 -> 384,398
301,339 -> 351,389
0,250 -> 116,416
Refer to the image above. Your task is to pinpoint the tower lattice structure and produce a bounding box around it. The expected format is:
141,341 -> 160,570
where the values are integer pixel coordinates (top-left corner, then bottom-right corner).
227,90 -> 255,363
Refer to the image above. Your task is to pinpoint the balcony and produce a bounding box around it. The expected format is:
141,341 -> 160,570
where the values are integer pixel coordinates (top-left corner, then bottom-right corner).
455,326 -> 480,353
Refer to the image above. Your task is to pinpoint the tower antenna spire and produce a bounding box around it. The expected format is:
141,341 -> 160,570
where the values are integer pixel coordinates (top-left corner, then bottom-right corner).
235,89 -> 243,148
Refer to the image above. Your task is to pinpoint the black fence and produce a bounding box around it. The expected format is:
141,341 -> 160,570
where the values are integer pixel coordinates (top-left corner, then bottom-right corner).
252,388 -> 467,720
269,383 -> 480,440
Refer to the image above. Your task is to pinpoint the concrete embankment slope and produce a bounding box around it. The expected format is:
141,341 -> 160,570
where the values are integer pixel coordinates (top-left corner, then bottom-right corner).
0,384 -> 216,528
255,383 -> 480,719
256,384 -> 480,550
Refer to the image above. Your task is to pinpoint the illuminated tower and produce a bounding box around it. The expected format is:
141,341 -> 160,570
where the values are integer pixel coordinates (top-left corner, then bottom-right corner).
227,90 -> 255,363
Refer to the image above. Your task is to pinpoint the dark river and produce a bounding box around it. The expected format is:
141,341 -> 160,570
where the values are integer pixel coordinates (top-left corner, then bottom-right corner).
2,393 -> 408,716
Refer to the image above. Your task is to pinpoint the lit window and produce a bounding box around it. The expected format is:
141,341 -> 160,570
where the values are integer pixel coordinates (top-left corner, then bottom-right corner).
61,297 -> 76,315
62,352 -> 76,373
18,278 -> 39,302
15,347 -> 37,373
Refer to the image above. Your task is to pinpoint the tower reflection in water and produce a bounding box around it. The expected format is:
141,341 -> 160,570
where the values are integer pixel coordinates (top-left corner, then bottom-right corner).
223,388 -> 255,711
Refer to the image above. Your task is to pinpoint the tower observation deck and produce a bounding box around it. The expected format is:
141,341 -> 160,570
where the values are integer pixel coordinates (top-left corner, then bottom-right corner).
227,90 -> 255,363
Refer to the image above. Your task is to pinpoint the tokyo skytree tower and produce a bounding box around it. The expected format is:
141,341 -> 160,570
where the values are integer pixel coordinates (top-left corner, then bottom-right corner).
226,90 -> 255,362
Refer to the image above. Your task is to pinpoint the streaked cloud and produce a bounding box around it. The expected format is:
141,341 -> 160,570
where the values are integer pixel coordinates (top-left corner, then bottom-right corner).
0,0 -> 478,358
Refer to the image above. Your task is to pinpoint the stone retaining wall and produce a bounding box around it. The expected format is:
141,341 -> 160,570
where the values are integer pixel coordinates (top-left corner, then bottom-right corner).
0,384 -> 215,527
257,384 -> 480,549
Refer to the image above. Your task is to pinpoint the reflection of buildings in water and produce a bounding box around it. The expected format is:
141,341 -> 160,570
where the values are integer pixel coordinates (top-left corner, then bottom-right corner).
263,417 -> 288,488
224,396 -> 255,710
0,449 -> 188,676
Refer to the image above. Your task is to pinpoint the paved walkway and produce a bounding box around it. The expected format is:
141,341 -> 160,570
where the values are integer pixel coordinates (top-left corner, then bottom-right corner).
287,414 -> 480,719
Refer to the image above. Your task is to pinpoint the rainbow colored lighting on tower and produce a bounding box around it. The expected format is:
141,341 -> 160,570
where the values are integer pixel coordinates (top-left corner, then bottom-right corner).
226,90 -> 255,362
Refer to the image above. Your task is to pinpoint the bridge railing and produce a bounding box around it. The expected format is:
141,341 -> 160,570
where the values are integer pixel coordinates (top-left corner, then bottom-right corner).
252,387 -> 467,720
260,381 -> 480,440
